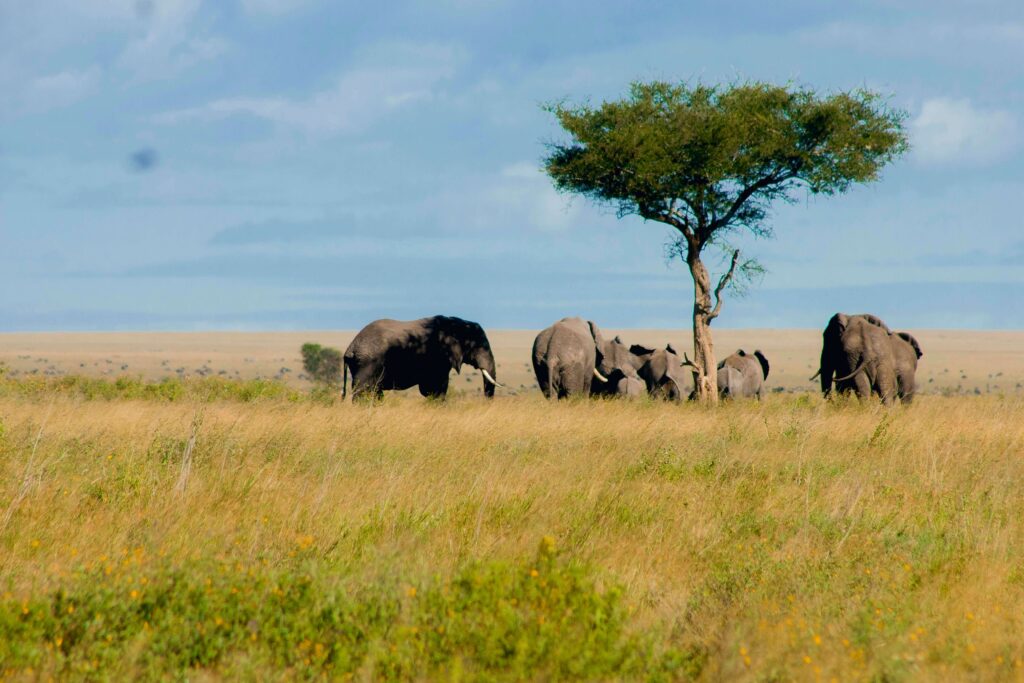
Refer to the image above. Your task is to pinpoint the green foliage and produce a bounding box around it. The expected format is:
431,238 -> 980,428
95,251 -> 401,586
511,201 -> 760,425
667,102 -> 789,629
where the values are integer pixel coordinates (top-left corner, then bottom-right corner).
317,348 -> 343,386
0,541 -> 697,680
301,342 -> 343,387
0,375 -> 298,403
544,80 -> 908,248
300,342 -> 323,376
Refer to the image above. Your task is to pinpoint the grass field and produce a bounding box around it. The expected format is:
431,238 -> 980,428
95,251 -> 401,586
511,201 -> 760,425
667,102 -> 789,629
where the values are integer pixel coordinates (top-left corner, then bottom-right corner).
1,366 -> 1023,680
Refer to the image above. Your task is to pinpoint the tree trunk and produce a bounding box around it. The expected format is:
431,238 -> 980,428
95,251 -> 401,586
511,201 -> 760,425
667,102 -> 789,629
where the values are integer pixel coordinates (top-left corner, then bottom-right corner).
688,254 -> 718,403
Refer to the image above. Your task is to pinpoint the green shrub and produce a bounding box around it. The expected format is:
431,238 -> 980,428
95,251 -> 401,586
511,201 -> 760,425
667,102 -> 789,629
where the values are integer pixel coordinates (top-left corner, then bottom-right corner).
301,342 -> 343,388
0,540 -> 699,680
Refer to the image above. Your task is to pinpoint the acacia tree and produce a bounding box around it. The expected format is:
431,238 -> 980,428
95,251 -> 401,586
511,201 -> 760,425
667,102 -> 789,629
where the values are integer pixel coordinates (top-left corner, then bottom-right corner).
543,81 -> 908,401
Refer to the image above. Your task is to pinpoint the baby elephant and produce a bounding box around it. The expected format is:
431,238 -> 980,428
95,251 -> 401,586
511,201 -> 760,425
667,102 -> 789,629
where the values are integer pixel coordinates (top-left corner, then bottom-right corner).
717,350 -> 769,400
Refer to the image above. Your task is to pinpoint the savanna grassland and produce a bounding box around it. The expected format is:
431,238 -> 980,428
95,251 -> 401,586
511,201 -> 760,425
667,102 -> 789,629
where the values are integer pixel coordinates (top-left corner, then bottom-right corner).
1,371 -> 1023,681
2,329 -> 1023,396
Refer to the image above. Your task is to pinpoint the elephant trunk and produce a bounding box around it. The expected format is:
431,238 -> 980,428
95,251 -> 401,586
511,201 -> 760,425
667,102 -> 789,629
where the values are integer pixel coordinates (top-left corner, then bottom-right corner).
476,349 -> 498,398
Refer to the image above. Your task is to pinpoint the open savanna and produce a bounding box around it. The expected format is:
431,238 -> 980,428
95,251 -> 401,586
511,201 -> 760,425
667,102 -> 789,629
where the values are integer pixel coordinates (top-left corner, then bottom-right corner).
1,368 -> 1023,679
1,329 -> 1023,396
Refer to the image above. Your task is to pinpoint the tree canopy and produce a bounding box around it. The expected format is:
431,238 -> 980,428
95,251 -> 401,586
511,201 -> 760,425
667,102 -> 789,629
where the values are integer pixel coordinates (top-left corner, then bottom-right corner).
543,80 -> 908,401
544,81 -> 908,251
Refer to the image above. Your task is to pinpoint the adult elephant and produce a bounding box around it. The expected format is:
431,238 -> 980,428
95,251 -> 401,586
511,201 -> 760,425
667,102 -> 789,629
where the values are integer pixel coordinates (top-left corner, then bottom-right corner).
343,315 -> 501,401
890,331 -> 923,404
717,349 -> 769,399
532,318 -> 640,399
631,344 -> 689,401
812,313 -> 898,405
590,336 -> 647,398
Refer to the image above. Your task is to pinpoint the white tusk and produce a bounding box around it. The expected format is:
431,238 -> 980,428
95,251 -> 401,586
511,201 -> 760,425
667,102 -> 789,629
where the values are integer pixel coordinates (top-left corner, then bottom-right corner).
593,368 -> 609,382
481,369 -> 503,387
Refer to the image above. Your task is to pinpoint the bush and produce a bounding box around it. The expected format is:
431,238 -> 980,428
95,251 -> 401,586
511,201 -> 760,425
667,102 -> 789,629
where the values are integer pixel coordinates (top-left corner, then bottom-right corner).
0,540 -> 698,680
301,343 -> 343,388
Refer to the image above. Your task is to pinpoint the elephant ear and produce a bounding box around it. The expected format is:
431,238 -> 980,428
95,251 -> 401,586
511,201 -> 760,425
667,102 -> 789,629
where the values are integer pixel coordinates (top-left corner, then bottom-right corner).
587,320 -> 606,359
440,331 -> 464,373
830,313 -> 848,332
858,313 -> 892,333
630,344 -> 655,357
753,350 -> 770,380
897,332 -> 923,358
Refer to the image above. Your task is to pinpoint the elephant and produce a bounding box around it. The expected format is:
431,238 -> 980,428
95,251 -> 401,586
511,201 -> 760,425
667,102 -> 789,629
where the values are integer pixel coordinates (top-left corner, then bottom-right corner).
890,331 -> 923,404
590,336 -> 647,398
812,313 -> 898,405
717,365 -> 744,400
631,343 -> 690,401
532,318 -> 641,399
342,315 -> 501,401
717,349 -> 769,399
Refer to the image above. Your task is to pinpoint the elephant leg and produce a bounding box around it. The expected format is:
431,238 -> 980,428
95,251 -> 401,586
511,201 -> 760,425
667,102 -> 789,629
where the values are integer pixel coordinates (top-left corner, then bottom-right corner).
852,370 -> 872,402
561,365 -> 587,398
351,366 -> 383,402
898,373 -> 915,404
352,384 -> 383,403
534,361 -> 550,398
878,373 -> 897,406
667,379 -> 682,402
419,373 -> 449,400
576,365 -> 591,398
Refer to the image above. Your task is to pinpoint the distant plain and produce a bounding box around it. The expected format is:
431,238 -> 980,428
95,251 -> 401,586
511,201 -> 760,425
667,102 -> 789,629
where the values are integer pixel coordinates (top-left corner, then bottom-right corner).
1,329 -> 1022,397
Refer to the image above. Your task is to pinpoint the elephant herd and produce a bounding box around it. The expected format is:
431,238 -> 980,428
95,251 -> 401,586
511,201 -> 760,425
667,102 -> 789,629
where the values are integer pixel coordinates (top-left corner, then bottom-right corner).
341,313 -> 921,405
531,316 -> 767,401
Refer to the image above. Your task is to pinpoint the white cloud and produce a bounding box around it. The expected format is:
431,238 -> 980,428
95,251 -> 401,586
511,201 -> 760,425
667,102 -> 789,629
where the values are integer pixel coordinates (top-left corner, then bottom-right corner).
911,97 -> 1018,165
20,66 -> 102,113
431,162 -> 579,233
155,43 -> 462,134
0,1 -> 225,86
499,162 -> 579,231
117,0 -> 228,83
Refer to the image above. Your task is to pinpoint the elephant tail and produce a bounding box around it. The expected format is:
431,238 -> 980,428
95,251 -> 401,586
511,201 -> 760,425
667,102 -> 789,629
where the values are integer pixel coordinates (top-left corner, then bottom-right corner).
834,359 -> 868,382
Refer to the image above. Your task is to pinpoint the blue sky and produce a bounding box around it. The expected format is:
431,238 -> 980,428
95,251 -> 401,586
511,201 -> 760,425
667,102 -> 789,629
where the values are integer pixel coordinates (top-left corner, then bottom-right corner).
1,0 -> 1022,331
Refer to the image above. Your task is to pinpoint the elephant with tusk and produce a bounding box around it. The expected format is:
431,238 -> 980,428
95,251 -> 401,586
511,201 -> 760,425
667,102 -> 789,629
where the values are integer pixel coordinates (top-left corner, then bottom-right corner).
343,315 -> 500,401
589,335 -> 648,398
811,313 -> 899,405
532,318 -> 642,399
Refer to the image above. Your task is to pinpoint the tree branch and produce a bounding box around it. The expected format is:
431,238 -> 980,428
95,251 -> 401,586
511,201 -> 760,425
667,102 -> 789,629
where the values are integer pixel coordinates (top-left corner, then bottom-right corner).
708,249 -> 740,321
649,206 -> 696,246
709,169 -> 797,233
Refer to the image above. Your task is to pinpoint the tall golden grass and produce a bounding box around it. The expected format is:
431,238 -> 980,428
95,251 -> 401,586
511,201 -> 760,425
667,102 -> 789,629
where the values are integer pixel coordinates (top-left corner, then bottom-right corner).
2,387 -> 1023,679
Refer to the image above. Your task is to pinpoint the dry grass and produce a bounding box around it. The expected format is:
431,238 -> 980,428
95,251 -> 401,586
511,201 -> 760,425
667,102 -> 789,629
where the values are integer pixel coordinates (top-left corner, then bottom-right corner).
1,388 -> 1024,679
